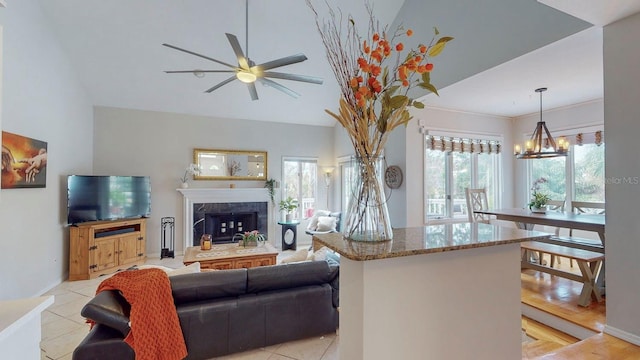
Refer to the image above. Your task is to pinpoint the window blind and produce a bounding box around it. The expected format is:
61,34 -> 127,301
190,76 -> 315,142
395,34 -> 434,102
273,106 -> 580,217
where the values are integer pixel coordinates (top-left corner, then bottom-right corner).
426,135 -> 502,154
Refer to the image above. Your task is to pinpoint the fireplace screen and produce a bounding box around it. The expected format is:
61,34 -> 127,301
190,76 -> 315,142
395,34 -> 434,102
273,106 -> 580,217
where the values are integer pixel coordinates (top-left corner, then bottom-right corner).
205,212 -> 257,242
193,202 -> 268,246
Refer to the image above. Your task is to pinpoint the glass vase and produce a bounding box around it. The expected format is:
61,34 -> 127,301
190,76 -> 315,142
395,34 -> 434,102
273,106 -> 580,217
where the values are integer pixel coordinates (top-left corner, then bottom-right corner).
342,156 -> 393,242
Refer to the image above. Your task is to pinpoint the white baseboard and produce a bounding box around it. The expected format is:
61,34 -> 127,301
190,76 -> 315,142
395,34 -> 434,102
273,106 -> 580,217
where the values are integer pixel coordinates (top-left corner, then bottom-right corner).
36,274 -> 67,297
604,325 -> 640,346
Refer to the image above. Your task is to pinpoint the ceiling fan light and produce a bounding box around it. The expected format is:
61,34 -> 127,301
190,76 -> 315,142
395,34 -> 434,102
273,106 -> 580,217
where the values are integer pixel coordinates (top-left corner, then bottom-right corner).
236,71 -> 257,83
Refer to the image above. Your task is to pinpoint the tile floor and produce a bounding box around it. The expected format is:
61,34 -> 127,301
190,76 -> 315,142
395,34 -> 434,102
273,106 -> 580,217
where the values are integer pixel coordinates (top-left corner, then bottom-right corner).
39,248 -> 339,360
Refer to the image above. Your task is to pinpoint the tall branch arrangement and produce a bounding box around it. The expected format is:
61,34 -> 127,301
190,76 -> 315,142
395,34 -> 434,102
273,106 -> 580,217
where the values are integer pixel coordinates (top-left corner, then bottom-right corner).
306,0 -> 453,159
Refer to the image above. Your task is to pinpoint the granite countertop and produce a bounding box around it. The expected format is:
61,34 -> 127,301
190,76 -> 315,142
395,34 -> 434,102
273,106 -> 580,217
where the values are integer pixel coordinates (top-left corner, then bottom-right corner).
313,222 -> 550,261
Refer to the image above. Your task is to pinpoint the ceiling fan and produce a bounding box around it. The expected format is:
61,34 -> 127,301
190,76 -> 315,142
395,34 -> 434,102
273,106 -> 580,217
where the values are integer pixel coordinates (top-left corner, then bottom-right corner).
163,0 -> 323,100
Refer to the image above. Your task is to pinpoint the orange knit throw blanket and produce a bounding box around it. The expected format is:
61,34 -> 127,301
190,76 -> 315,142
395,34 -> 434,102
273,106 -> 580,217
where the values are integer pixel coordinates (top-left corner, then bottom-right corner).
95,268 -> 188,360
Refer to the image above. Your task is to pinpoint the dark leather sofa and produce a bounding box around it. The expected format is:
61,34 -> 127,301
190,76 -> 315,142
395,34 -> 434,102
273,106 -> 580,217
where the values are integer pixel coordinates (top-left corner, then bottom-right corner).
72,260 -> 339,360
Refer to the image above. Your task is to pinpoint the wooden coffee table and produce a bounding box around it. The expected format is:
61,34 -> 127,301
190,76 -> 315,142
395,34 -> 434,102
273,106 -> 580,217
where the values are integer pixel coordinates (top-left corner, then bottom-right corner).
183,242 -> 278,270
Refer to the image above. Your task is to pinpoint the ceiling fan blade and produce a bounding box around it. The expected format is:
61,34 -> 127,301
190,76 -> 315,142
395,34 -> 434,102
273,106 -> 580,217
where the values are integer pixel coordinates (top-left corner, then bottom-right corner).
163,43 -> 238,70
247,82 -> 258,101
204,75 -> 237,93
262,71 -> 323,84
165,70 -> 235,74
225,33 -> 250,70
260,78 -> 301,99
252,54 -> 308,72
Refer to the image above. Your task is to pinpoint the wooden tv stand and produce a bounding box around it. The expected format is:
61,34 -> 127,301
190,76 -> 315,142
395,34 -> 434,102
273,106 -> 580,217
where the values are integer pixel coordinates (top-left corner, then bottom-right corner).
68,218 -> 147,281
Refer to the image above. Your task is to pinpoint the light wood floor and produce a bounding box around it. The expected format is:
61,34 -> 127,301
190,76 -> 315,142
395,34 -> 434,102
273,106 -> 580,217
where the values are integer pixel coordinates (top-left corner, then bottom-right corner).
522,316 -> 578,359
520,254 -> 640,359
521,253 -> 605,333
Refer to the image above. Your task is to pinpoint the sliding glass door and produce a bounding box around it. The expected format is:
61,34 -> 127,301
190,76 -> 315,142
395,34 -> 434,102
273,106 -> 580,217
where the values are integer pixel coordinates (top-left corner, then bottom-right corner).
425,150 -> 500,222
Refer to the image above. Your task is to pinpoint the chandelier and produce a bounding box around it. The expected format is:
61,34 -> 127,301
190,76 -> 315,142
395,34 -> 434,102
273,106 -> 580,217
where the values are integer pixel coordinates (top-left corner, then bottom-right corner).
514,87 -> 569,159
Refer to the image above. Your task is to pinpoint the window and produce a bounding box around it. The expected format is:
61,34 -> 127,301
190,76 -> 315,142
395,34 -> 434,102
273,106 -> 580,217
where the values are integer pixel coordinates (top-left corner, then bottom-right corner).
282,158 -> 318,220
573,143 -> 605,202
526,130 -> 604,205
339,157 -> 356,213
424,134 -> 502,222
530,157 -> 566,202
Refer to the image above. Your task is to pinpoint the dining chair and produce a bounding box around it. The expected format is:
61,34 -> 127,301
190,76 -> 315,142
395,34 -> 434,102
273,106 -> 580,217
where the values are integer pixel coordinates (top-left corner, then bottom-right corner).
464,188 -> 491,224
570,201 -> 605,239
571,201 -> 605,215
570,201 -> 605,234
556,201 -> 605,268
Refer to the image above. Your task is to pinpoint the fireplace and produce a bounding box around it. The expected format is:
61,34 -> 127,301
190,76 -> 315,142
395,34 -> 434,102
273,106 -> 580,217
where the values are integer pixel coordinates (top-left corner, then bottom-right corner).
193,202 -> 267,245
177,188 -> 274,250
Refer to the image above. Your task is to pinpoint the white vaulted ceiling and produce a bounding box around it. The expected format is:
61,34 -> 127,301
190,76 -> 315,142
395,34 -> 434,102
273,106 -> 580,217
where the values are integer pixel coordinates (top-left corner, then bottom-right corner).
36,0 -> 640,126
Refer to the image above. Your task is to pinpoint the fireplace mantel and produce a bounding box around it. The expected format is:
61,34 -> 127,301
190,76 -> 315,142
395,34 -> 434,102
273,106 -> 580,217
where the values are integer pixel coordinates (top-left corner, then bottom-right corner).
177,188 -> 275,249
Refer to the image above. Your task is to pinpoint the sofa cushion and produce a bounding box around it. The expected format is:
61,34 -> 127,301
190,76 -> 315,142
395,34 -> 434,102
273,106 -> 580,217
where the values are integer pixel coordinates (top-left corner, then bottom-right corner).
80,290 -> 131,337
247,261 -> 332,293
170,269 -> 247,305
260,285 -> 338,346
316,216 -> 337,232
176,298 -> 241,359
137,262 -> 201,276
280,248 -> 308,264
307,210 -> 331,230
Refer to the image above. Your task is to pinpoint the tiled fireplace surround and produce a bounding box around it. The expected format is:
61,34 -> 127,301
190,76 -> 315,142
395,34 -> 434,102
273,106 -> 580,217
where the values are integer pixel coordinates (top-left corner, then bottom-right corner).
177,188 -> 275,249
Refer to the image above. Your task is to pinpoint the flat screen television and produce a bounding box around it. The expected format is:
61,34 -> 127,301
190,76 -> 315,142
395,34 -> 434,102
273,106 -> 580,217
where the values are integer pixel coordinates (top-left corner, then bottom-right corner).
67,175 -> 151,225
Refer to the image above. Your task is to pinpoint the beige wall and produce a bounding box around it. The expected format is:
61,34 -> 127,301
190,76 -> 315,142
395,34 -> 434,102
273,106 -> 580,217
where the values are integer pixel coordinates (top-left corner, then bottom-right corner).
93,106 -> 335,255
0,1 -> 93,300
603,11 -> 640,342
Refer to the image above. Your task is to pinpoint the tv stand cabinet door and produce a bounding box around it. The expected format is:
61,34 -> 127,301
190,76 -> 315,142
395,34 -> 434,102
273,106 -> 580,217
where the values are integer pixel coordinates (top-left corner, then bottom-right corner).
118,233 -> 143,266
92,237 -> 118,272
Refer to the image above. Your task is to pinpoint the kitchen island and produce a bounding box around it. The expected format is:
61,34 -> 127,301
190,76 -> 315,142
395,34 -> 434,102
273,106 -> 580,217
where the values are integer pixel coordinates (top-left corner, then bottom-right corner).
313,222 -> 549,360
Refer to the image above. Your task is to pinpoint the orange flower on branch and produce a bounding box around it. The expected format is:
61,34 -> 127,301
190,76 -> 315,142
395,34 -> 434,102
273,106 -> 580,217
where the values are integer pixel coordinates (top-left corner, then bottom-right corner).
371,65 -> 381,77
371,50 -> 382,63
368,77 -> 382,93
307,0 -> 453,159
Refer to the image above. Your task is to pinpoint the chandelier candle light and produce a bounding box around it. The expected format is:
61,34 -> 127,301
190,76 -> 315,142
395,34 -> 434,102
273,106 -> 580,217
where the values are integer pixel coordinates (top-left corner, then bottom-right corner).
514,88 -> 569,159
307,1 -> 452,241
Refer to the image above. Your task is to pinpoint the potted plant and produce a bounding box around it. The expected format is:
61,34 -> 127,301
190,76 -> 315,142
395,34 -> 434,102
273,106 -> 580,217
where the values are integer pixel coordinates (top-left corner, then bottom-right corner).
528,177 -> 551,213
264,178 -> 277,206
279,196 -> 299,222
235,230 -> 266,247
180,163 -> 200,188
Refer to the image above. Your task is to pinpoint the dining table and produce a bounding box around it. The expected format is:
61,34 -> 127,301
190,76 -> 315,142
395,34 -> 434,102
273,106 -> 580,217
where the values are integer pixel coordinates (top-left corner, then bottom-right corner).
474,207 -> 606,290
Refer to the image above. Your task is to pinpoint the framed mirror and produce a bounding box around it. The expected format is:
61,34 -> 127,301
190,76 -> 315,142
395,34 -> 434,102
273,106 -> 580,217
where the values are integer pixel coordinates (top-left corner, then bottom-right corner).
193,149 -> 267,181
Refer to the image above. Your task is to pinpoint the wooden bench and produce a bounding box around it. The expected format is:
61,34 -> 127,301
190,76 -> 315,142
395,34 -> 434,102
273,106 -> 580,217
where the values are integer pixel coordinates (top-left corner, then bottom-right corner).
538,235 -> 604,268
543,235 -> 604,253
521,241 -> 604,307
